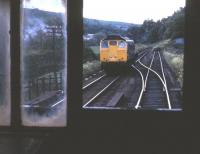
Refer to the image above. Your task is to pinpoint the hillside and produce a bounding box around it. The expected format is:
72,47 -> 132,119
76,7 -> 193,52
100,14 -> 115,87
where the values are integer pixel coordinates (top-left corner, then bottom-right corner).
23,8 -> 66,54
84,18 -> 140,35
83,18 -> 140,58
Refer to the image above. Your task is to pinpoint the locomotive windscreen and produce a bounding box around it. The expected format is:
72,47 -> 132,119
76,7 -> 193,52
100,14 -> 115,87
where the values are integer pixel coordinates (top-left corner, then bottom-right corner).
109,41 -> 117,46
101,41 -> 109,48
118,41 -> 127,48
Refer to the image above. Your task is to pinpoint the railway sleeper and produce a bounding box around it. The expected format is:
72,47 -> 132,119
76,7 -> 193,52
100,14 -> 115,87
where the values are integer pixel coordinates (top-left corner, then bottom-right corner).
106,92 -> 124,107
169,88 -> 182,91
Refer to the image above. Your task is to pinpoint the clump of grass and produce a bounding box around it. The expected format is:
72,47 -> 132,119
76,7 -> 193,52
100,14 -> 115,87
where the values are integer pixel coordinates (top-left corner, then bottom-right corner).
83,60 -> 101,77
152,39 -> 172,50
163,51 -> 184,87
135,43 -> 149,54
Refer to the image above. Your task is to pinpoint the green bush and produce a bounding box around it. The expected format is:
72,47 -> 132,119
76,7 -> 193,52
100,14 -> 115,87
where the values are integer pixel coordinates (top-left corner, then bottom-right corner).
83,60 -> 101,77
83,47 -> 97,63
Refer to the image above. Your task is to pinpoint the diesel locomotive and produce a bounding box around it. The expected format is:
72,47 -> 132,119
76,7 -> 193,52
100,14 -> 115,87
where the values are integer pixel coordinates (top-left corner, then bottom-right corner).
100,35 -> 135,73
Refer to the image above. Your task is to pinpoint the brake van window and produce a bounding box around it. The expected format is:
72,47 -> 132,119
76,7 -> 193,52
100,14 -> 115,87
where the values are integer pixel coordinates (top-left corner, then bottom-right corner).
83,0 -> 185,111
21,0 -> 67,126
0,0 -> 11,125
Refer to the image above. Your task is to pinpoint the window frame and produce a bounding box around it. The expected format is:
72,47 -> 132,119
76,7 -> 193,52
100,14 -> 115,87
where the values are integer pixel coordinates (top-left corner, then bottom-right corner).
0,0 -> 73,131
0,0 -> 199,133
80,0 -> 198,129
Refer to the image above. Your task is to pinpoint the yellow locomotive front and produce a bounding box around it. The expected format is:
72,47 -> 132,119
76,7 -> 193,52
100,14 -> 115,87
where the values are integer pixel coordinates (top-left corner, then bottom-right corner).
100,39 -> 128,63
100,35 -> 131,73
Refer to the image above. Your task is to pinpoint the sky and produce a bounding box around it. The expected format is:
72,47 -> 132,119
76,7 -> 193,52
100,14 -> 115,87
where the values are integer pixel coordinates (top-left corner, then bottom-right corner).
83,0 -> 185,24
23,0 -> 185,24
23,0 -> 66,13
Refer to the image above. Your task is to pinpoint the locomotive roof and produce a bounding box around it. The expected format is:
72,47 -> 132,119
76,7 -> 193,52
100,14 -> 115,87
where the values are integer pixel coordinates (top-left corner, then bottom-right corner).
102,35 -> 126,41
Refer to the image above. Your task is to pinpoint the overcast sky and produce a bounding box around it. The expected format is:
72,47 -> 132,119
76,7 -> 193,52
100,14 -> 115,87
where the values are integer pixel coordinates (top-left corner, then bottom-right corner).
83,0 -> 185,24
24,0 -> 185,24
23,0 -> 65,13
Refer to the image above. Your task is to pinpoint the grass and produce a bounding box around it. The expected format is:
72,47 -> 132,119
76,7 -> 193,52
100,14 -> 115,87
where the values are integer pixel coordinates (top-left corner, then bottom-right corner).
153,39 -> 184,87
83,60 -> 101,78
152,39 -> 172,50
90,46 -> 100,56
135,43 -> 149,54
83,45 -> 101,78
163,51 -> 184,87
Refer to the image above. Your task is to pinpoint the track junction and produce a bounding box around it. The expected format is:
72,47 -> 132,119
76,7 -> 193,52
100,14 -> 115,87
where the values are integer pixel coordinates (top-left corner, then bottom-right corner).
82,47 -> 182,111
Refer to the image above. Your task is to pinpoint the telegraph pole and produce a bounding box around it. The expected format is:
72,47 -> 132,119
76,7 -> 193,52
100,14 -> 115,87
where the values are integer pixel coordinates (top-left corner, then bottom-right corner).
46,25 -> 63,90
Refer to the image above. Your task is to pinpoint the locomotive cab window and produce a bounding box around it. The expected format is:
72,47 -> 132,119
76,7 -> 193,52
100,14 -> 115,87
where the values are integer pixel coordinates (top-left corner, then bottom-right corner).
101,41 -> 108,48
83,0 -> 185,111
109,40 -> 117,46
118,41 -> 127,48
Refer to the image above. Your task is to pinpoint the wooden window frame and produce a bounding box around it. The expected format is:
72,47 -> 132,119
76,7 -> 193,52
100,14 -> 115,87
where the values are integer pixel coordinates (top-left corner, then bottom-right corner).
0,0 -> 84,131
0,0 -> 199,133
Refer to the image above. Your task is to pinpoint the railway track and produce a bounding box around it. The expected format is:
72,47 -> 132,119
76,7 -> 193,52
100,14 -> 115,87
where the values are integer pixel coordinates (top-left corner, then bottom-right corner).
22,90 -> 65,115
132,49 -> 181,110
82,74 -> 106,90
83,75 -> 121,109
83,70 -> 105,84
82,48 -> 182,110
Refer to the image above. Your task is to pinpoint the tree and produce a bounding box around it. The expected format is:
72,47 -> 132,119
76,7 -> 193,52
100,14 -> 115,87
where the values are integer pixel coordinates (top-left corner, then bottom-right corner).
126,7 -> 185,43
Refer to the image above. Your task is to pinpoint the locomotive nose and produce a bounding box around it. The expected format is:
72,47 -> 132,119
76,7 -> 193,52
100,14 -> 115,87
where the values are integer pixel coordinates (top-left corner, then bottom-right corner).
108,56 -> 124,62
108,56 -> 117,62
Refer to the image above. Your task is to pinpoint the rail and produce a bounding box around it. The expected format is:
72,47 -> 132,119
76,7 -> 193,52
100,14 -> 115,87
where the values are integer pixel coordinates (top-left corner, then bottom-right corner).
144,51 -> 156,91
82,74 -> 106,90
136,50 -> 149,62
83,106 -> 122,110
131,50 -> 155,109
137,51 -> 172,109
158,51 -> 171,109
83,76 -> 120,108
131,65 -> 144,109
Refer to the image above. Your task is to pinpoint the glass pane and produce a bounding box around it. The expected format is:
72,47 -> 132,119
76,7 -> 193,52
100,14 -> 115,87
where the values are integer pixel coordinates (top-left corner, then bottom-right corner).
0,0 -> 10,125
83,0 -> 185,111
109,40 -> 117,46
101,41 -> 108,48
21,0 -> 67,126
118,41 -> 126,48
